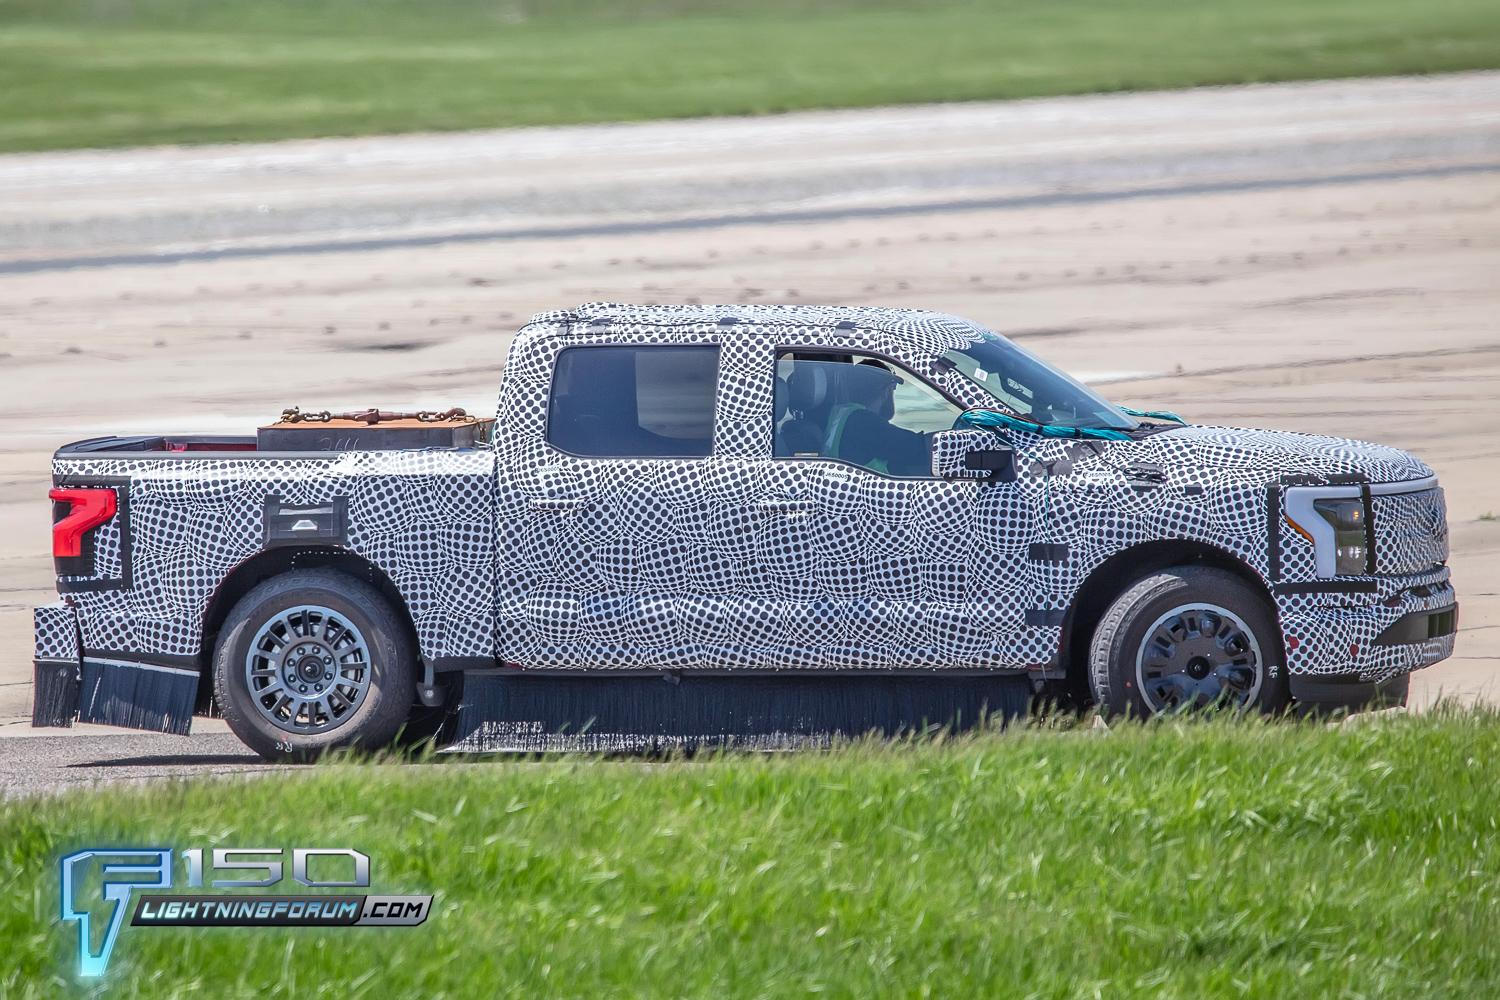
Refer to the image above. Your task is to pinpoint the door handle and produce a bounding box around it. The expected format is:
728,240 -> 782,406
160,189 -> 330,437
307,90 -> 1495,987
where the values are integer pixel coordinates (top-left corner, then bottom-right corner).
755,499 -> 813,514
529,497 -> 583,511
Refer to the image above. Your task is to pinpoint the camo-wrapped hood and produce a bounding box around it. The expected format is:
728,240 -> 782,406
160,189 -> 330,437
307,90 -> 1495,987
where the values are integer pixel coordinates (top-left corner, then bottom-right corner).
1114,424 -> 1435,486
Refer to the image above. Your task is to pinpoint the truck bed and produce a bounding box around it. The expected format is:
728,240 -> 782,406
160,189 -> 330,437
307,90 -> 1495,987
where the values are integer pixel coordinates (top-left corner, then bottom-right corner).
59,425 -> 494,456
58,435 -> 260,455
47,436 -> 501,711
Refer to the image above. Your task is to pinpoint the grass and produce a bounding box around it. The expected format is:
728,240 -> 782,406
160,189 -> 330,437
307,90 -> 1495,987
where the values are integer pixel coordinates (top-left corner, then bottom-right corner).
3,712 -> 1500,997
0,0 -> 1499,152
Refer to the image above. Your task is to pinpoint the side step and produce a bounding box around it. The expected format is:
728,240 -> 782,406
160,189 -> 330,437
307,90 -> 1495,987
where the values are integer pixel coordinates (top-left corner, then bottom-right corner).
450,673 -> 1033,752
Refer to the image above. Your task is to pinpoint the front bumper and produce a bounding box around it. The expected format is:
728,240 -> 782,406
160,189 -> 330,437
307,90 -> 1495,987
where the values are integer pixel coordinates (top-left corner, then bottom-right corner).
1276,566 -> 1457,691
32,601 -> 198,735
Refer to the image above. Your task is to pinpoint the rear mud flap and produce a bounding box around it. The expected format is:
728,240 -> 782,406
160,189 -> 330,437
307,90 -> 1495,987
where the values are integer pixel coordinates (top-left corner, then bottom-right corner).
32,602 -> 83,729
76,659 -> 198,736
31,660 -> 81,728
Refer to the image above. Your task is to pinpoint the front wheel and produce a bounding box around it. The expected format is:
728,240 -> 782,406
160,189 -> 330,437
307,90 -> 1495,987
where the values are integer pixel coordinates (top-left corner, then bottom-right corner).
214,569 -> 417,762
1089,566 -> 1289,719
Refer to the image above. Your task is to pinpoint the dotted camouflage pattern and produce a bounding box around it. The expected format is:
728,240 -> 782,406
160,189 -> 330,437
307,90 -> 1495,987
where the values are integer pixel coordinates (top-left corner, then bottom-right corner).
1280,565 -> 1455,683
48,451 -> 495,664
59,517 -> 124,587
40,303 -> 1451,695
1277,482 -> 1454,683
34,602 -> 80,662
491,303 -> 1448,682
1371,487 -> 1449,576
929,428 -> 1002,480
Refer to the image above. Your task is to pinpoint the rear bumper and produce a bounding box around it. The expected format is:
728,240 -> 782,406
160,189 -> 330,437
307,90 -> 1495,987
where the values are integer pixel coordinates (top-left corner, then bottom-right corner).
1276,567 -> 1458,692
31,602 -> 197,735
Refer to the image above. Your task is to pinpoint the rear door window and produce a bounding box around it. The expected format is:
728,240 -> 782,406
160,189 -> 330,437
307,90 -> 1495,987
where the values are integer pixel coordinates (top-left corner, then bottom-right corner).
547,345 -> 719,458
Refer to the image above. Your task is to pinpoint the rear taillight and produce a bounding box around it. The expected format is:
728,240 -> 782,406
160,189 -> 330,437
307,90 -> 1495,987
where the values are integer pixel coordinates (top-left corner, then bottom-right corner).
50,487 -> 117,558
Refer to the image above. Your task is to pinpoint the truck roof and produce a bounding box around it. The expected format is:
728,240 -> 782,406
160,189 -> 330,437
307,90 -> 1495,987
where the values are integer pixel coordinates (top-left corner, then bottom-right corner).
526,301 -> 993,343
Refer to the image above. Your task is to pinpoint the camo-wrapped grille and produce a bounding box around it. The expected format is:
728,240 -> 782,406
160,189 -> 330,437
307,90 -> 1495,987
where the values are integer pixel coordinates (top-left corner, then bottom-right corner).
1372,487 -> 1449,575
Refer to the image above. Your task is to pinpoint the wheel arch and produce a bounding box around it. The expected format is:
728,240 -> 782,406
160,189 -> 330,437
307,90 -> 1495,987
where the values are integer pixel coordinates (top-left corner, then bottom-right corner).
194,547 -> 420,713
1057,539 -> 1277,705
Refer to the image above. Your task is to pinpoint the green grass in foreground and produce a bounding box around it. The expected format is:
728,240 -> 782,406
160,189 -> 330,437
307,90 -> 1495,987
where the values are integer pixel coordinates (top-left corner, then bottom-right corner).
1,0 -> 1499,152
3,713 -> 1500,997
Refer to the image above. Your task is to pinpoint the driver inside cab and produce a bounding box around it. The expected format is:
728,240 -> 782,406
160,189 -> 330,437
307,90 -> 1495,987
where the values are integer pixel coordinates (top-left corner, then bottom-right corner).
778,357 -> 935,477
826,360 -> 931,476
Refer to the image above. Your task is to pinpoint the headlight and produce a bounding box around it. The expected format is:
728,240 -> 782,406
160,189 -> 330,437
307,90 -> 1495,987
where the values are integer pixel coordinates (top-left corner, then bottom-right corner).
1312,497 -> 1369,575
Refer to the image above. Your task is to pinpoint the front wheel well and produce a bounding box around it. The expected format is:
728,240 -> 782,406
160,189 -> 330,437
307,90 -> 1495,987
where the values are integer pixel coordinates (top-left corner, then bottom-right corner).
1057,541 -> 1276,707
194,547 -> 419,713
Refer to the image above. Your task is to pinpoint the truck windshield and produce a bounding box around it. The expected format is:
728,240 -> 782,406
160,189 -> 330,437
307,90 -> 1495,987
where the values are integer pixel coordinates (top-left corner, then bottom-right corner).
939,330 -> 1138,431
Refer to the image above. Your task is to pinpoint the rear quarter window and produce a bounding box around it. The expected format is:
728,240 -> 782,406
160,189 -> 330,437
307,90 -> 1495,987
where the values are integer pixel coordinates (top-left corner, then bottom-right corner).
547,345 -> 719,458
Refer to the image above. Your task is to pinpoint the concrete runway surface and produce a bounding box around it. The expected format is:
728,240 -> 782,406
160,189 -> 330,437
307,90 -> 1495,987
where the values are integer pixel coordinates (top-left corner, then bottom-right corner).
1,72 -> 1497,794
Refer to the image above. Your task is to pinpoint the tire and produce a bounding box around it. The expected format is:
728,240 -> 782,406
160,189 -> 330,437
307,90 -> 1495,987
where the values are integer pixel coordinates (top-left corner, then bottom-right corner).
214,569 -> 417,762
1089,566 -> 1289,720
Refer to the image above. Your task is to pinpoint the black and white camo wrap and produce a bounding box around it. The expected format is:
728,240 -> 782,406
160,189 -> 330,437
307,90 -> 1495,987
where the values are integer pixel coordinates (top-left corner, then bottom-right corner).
40,303 -> 1451,693
930,428 -> 1001,480
1372,488 -> 1449,576
1280,566 -> 1455,683
50,452 -> 495,664
34,602 -> 80,662
489,303 -> 1449,681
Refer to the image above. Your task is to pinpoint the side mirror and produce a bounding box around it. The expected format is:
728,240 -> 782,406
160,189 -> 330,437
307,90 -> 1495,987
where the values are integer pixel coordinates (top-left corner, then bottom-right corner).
930,429 -> 1016,482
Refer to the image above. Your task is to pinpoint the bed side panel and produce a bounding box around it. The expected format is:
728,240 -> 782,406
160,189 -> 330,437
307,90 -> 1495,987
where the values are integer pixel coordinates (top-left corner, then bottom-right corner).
52,450 -> 497,667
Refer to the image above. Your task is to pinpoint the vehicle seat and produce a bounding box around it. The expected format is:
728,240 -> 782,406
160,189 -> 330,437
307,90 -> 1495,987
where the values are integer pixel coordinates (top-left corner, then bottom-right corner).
778,364 -> 830,457
551,380 -> 636,455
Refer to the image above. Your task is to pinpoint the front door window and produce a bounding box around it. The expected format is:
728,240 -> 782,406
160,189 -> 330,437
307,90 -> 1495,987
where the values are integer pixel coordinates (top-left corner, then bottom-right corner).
773,353 -> 962,477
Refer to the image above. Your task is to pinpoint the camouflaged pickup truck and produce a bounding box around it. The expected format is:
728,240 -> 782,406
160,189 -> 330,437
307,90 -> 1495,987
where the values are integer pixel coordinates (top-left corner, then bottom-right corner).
34,304 -> 1456,759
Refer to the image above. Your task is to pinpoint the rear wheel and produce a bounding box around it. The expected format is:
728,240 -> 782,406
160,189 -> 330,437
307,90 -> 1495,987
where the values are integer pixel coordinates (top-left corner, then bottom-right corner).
214,569 -> 416,762
1089,566 -> 1289,719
